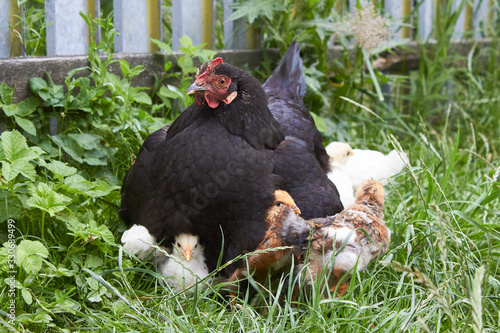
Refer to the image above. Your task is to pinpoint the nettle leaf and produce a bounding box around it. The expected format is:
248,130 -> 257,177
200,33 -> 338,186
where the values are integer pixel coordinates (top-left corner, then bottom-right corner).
51,135 -> 84,163
82,157 -> 107,166
2,159 -> 37,182
84,255 -> 104,269
2,104 -> 18,116
150,38 -> 173,53
227,0 -> 287,24
1,130 -> 38,162
0,130 -> 40,181
29,77 -> 48,94
26,183 -> 72,216
68,133 -> 101,150
87,180 -> 120,197
0,190 -> 24,221
0,82 -> 13,104
64,174 -> 94,193
55,208 -> 84,232
15,240 -> 49,275
119,59 -> 131,77
45,160 -> 77,178
17,97 -> 40,117
14,116 -> 37,136
91,224 -> 115,245
131,90 -> 152,105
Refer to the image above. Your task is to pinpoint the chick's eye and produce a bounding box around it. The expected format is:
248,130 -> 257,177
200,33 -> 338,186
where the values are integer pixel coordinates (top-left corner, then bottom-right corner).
276,201 -> 282,207
176,243 -> 181,248
194,244 -> 198,248
218,78 -> 226,85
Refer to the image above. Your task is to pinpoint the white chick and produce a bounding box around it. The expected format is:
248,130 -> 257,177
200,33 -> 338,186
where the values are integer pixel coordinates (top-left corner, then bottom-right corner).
325,141 -> 408,192
160,233 -> 209,291
121,224 -> 157,260
325,142 -> 355,208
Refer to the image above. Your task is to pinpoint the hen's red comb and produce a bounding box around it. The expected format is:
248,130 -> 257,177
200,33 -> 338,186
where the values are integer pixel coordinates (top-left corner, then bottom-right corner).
197,57 -> 223,80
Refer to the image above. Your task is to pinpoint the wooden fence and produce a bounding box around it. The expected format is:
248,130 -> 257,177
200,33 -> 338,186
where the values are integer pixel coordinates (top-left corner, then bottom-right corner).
0,0 -> 497,103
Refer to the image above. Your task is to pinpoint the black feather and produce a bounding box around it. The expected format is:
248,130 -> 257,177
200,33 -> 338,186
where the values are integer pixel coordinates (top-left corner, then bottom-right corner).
263,39 -> 331,173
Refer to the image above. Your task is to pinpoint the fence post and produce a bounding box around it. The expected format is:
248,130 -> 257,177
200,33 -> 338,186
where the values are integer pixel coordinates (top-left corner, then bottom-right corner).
0,0 -> 10,58
45,0 -> 89,56
114,0 -> 149,53
172,0 -> 214,50
418,0 -> 435,41
223,0 -> 245,49
385,0 -> 412,40
148,0 -> 162,52
473,0 -> 492,38
452,1 -> 467,40
88,0 -> 101,47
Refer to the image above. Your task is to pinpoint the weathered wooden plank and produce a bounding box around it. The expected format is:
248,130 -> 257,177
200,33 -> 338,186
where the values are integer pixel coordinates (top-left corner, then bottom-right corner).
0,0 -> 11,58
202,0 -> 215,49
473,0 -> 491,38
223,0 -> 246,49
418,0 -> 435,41
88,0 -> 101,46
147,0 -> 162,52
453,1 -> 467,40
0,39 -> 496,103
172,0 -> 204,50
45,0 -> 89,56
114,0 -> 150,53
385,0 -> 412,40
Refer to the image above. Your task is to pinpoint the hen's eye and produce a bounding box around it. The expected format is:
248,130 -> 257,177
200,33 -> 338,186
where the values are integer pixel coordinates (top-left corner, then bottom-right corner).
218,78 -> 226,85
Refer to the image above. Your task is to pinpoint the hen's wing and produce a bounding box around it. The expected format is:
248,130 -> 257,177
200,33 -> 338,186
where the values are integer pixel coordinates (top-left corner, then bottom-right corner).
119,125 -> 169,226
263,39 -> 330,173
144,114 -> 277,273
272,136 -> 343,219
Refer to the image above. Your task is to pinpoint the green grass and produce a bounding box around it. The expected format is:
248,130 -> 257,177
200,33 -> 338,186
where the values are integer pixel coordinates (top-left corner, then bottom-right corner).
1,2 -> 500,332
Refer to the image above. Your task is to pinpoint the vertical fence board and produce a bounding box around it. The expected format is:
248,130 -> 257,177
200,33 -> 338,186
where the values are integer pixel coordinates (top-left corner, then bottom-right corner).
223,0 -> 247,49
418,0 -> 435,41
172,0 -> 204,50
202,0 -> 214,49
385,0 -> 409,40
114,0 -> 149,53
45,0 -> 89,56
147,0 -> 161,52
452,1 -> 466,40
0,0 -> 11,58
473,0 -> 491,37
87,0 -> 101,47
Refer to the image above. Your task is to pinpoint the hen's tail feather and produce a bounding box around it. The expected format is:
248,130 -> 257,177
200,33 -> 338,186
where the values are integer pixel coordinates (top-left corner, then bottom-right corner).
263,38 -> 306,98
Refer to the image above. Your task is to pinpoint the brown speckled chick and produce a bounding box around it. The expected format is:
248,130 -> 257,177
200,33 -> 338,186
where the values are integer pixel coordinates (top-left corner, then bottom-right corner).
304,179 -> 390,296
228,190 -> 301,302
279,180 -> 391,297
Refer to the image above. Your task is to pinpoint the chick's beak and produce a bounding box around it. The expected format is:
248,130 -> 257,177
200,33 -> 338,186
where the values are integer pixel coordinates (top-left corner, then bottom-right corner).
292,205 -> 301,215
187,81 -> 209,95
183,244 -> 192,262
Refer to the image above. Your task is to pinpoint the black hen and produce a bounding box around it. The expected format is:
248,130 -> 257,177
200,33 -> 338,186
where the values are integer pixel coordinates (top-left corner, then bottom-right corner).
263,39 -> 331,173
120,53 -> 342,274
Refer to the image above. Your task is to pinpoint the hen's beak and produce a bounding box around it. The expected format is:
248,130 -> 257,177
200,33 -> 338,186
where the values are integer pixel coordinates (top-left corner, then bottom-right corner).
183,244 -> 192,262
187,81 -> 208,95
